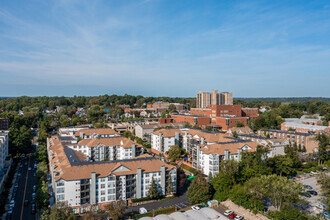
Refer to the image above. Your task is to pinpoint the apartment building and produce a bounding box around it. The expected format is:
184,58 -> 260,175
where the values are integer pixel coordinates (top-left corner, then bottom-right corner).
170,114 -> 211,127
281,122 -> 329,134
258,129 -> 319,153
73,128 -> 119,139
47,136 -> 176,213
192,141 -> 258,176
0,131 -> 10,193
0,131 -> 9,170
135,123 -> 185,139
0,118 -> 9,130
241,108 -> 259,119
64,136 -> 144,161
196,90 -> 233,108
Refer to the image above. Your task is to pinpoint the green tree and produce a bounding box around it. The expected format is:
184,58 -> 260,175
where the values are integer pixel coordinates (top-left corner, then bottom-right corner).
104,199 -> 126,220
232,131 -> 238,138
187,175 -> 212,204
168,104 -> 176,112
148,177 -> 160,200
236,121 -> 244,127
316,133 -> 329,165
166,176 -> 175,194
167,145 -> 182,162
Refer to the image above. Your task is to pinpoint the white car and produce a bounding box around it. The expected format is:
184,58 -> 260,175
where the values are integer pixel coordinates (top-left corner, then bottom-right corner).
316,203 -> 326,210
224,210 -> 234,216
28,167 -> 32,171
235,215 -> 244,220
139,207 -> 147,214
310,171 -> 317,175
191,206 -> 200,210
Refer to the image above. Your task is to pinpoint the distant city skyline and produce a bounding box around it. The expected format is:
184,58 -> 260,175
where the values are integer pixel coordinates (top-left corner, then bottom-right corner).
1,0 -> 330,97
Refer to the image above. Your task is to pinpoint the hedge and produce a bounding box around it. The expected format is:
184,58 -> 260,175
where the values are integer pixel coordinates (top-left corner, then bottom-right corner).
131,196 -> 151,203
180,164 -> 199,175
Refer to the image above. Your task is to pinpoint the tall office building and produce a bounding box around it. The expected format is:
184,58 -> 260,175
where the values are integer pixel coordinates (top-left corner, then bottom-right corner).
197,90 -> 233,108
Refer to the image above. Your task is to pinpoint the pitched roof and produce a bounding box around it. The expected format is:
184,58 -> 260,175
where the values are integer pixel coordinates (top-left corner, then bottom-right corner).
74,128 -> 118,136
200,141 -> 259,155
152,128 -> 232,142
77,136 -> 142,148
48,136 -> 175,181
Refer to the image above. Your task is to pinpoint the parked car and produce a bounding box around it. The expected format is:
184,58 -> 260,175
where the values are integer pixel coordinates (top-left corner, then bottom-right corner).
9,200 -> 15,208
235,215 -> 244,220
323,211 -> 330,219
229,213 -> 237,219
307,190 -> 317,195
25,161 -> 27,165
191,206 -> 200,211
7,207 -> 13,214
28,167 -> 32,171
139,207 -> 147,214
316,203 -> 326,210
224,210 -> 234,216
310,171 -> 317,175
24,199 -> 29,206
31,203 -> 36,214
303,185 -> 312,189
300,192 -> 311,198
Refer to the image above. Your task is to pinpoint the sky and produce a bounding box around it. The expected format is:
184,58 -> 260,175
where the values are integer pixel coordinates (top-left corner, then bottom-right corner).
0,0 -> 330,98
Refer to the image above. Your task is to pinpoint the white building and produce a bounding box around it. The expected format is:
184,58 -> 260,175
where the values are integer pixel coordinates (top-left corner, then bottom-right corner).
65,136 -> 144,161
0,131 -> 9,170
47,136 -> 176,213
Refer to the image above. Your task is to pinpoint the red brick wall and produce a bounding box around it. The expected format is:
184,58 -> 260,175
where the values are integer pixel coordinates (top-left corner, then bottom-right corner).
214,117 -> 248,130
211,105 -> 242,117
171,115 -> 210,126
242,108 -> 259,119
159,118 -> 174,124
190,108 -> 212,117
0,118 -> 9,130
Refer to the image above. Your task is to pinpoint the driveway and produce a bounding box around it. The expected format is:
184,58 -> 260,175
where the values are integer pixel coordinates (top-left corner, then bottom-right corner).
126,192 -> 190,214
295,172 -> 328,215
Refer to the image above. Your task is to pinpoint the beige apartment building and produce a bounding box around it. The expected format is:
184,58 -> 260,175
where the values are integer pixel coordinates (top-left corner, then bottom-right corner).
196,90 -> 233,108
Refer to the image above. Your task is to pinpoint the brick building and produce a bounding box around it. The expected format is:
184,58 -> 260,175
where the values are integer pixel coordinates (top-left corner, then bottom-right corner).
0,118 -> 9,130
241,108 -> 259,119
171,114 -> 210,127
214,116 -> 248,130
281,122 -> 329,134
258,129 -> 319,153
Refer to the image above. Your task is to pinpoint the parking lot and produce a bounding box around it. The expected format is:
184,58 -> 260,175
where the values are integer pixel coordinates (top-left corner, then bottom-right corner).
295,172 -> 328,215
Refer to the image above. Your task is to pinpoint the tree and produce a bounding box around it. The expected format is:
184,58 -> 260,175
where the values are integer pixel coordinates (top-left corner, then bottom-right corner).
104,199 -> 126,220
316,133 -> 329,165
232,131 -> 238,138
177,168 -> 187,187
187,175 -> 212,204
166,176 -> 175,194
267,155 -> 295,177
148,177 -> 160,199
236,121 -> 244,127
167,145 -> 182,162
168,104 -> 176,112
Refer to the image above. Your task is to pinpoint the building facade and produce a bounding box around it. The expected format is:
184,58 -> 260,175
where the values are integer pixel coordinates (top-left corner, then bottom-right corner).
0,118 -> 9,130
48,136 -> 176,213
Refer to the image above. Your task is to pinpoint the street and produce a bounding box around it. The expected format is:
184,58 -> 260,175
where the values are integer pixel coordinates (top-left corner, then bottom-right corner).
10,153 -> 37,220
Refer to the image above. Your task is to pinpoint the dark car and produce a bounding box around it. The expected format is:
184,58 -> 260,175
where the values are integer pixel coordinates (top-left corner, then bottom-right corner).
303,185 -> 312,189
307,190 -> 318,195
301,192 -> 311,198
31,204 -> 36,214
24,199 -> 29,206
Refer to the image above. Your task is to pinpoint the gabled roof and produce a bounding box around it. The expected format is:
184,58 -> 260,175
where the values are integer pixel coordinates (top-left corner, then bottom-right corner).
200,141 -> 259,155
77,136 -> 142,149
74,128 -> 118,136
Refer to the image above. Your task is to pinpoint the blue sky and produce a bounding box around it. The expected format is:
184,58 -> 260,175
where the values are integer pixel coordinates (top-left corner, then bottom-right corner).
0,0 -> 330,97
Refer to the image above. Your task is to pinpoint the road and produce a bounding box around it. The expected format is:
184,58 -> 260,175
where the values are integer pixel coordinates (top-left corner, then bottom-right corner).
10,152 -> 37,220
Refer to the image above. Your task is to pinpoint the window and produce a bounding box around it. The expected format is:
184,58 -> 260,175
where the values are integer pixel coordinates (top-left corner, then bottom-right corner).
108,195 -> 115,201
100,190 -> 105,195
57,195 -> 64,201
108,189 -> 115,194
100,178 -> 105,182
100,197 -> 105,202
56,188 -> 65,193
108,176 -> 115,181
56,181 -> 64,187
101,184 -> 105,189
108,182 -> 115,188
145,173 -> 149,178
